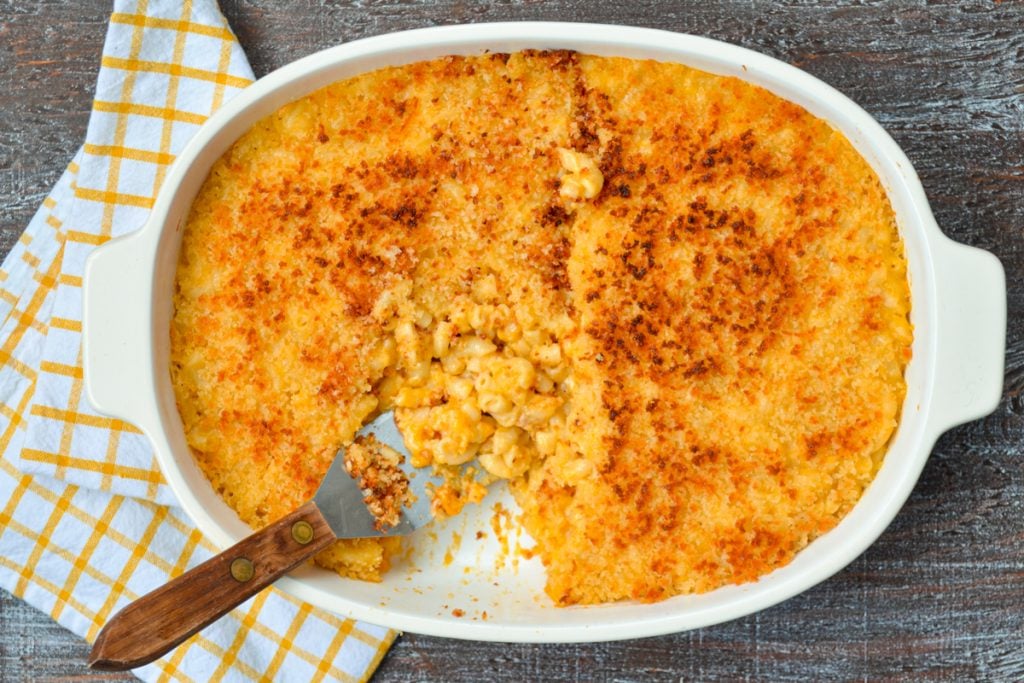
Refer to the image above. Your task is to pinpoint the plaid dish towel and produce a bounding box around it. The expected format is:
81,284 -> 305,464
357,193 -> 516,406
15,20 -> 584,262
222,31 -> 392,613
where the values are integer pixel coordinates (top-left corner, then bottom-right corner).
0,1 -> 397,680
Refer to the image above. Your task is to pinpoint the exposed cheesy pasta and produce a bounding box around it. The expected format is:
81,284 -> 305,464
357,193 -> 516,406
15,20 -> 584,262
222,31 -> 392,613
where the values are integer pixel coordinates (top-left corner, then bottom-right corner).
170,50 -> 911,603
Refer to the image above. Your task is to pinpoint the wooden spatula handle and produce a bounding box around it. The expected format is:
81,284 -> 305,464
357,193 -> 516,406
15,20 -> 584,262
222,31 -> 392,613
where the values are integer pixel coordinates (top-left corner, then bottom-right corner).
88,500 -> 336,671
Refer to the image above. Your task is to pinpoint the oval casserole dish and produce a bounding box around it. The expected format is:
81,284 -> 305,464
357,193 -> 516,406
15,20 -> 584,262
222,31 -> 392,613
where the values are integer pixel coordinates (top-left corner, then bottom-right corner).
82,23 -> 1005,642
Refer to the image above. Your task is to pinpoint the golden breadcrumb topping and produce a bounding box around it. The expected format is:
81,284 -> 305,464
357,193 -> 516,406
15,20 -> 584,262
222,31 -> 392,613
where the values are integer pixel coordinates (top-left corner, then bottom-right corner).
171,50 -> 911,600
343,434 -> 413,532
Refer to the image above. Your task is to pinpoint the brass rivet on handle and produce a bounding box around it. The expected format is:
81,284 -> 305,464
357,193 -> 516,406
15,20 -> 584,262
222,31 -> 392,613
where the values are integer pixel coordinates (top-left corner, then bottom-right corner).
230,557 -> 254,582
291,520 -> 314,545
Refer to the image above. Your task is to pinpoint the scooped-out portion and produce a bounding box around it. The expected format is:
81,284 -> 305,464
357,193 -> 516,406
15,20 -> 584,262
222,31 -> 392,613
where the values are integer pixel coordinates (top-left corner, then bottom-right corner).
170,50 -> 912,604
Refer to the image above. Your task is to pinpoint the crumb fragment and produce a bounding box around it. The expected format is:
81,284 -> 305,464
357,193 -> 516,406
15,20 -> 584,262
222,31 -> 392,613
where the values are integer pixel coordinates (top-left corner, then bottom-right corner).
489,502 -> 514,572
344,433 -> 414,531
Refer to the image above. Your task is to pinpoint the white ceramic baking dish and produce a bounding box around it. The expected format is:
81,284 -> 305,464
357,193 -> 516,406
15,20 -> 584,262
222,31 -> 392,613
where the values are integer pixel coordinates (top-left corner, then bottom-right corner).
82,23 -> 1006,642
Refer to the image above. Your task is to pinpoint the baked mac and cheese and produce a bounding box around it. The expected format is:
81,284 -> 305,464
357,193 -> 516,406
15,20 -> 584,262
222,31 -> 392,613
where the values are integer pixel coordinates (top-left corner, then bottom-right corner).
171,50 -> 912,603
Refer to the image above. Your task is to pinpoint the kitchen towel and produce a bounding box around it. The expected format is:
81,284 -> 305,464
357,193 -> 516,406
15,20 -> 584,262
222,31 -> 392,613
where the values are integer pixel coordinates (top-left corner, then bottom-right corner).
0,1 -> 397,680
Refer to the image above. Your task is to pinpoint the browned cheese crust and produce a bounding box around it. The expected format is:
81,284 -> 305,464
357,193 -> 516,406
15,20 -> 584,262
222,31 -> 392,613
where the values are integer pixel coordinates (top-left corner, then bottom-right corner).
344,434 -> 413,532
171,51 -> 911,601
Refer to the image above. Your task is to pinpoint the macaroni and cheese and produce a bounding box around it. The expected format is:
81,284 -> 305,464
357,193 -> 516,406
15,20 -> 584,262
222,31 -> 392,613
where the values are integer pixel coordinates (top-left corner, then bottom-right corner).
171,50 -> 912,603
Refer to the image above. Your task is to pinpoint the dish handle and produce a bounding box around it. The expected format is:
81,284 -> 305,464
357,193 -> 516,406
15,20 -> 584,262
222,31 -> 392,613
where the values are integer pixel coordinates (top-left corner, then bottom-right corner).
82,230 -> 154,426
927,237 -> 1006,435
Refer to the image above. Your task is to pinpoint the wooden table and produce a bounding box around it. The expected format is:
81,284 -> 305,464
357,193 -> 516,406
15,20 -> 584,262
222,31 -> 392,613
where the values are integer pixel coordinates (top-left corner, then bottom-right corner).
2,1 -> 1021,680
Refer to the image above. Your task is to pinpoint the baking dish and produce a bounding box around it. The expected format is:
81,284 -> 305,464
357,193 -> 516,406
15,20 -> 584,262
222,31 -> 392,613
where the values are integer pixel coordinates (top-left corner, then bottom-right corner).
82,23 -> 1005,642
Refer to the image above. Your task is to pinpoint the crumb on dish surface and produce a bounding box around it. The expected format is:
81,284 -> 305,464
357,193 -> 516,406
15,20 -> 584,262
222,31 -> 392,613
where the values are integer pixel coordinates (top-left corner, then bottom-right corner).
170,50 -> 912,602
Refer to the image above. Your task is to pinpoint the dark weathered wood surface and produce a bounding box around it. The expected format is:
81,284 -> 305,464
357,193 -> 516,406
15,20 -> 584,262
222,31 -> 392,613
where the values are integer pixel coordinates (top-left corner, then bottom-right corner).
1,0 -> 1022,681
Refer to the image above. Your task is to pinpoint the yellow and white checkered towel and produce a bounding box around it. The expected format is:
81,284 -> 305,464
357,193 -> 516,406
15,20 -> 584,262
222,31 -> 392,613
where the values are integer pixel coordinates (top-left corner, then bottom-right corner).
0,1 -> 398,680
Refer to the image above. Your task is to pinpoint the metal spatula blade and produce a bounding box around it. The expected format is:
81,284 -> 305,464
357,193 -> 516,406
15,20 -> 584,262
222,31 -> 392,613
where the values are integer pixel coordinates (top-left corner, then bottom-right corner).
313,410 -> 441,538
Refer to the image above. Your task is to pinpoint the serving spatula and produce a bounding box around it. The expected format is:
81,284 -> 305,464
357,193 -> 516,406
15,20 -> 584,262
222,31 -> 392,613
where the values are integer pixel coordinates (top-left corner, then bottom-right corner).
88,411 -> 436,671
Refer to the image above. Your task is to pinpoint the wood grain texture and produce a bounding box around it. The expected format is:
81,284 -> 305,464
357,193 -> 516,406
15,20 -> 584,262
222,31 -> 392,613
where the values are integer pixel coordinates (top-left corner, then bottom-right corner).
0,0 -> 108,257
88,501 -> 335,672
1,0 -> 1022,681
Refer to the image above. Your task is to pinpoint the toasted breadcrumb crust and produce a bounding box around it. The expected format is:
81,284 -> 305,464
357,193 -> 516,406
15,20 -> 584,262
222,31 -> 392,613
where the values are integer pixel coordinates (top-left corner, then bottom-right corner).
170,51 -> 912,601
344,434 -> 413,532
